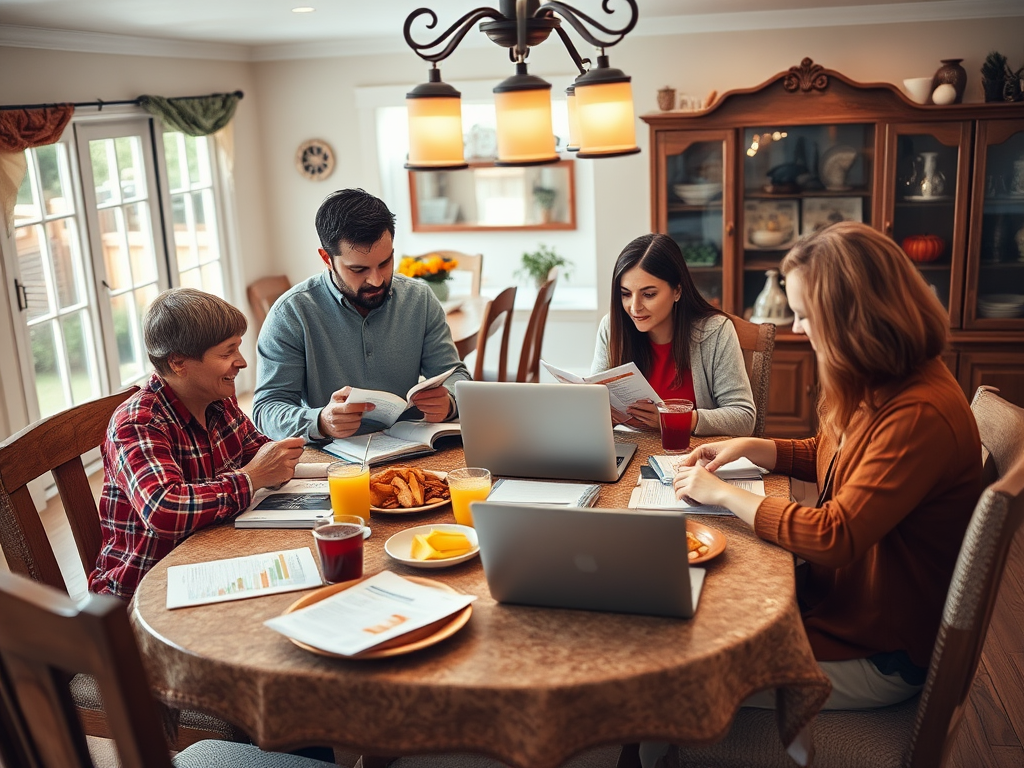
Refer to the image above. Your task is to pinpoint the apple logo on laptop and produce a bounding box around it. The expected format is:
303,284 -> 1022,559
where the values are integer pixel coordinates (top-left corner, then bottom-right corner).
574,553 -> 598,573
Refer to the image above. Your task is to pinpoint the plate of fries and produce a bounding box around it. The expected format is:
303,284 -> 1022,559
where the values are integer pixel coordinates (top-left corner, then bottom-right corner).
687,520 -> 726,564
369,466 -> 451,514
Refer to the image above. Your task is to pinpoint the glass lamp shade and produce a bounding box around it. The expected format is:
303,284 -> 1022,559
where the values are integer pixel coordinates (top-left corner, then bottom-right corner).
493,65 -> 559,166
565,85 -> 580,152
405,72 -> 468,170
574,57 -> 640,158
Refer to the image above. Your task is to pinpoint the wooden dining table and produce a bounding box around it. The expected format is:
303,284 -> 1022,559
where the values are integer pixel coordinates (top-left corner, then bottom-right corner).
443,294 -> 488,351
130,430 -> 830,768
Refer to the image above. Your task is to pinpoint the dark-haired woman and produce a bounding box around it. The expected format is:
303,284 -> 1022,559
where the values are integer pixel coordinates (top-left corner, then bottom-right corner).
591,232 -> 755,436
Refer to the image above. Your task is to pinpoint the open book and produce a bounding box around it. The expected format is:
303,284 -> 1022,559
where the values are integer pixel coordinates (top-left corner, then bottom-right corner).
541,360 -> 660,412
347,366 -> 458,430
323,420 -> 461,465
234,479 -> 334,529
628,467 -> 765,515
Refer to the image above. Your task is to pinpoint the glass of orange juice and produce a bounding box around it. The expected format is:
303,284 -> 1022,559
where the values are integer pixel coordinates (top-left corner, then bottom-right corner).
447,467 -> 491,527
327,462 -> 370,521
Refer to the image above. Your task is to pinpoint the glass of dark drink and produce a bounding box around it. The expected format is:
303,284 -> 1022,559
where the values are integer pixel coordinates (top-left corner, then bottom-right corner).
312,516 -> 366,583
656,399 -> 695,454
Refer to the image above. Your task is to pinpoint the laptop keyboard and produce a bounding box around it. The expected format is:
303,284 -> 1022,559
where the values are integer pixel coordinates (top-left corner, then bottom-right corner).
615,455 -> 624,467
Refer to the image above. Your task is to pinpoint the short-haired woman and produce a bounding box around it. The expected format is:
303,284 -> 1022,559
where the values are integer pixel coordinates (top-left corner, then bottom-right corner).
591,232 -> 755,436
89,288 -> 305,599
674,222 -> 983,709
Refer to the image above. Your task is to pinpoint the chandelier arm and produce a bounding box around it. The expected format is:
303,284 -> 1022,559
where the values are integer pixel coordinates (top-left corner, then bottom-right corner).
536,0 -> 638,48
551,21 -> 589,76
404,6 -> 506,63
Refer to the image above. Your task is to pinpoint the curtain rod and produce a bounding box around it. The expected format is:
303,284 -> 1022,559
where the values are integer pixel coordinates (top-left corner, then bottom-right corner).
0,90 -> 244,112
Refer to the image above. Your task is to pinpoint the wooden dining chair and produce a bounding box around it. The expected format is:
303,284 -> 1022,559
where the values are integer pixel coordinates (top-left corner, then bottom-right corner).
662,389 -> 1024,768
726,314 -> 776,438
0,570 -> 335,768
460,286 -> 517,381
513,274 -> 557,383
246,274 -> 291,334
0,387 -> 245,749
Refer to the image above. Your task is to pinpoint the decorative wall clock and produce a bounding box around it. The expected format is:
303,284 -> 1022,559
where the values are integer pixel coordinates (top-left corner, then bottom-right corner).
295,139 -> 335,181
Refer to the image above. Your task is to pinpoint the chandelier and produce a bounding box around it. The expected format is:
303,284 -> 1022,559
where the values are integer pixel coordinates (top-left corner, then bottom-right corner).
403,0 -> 640,170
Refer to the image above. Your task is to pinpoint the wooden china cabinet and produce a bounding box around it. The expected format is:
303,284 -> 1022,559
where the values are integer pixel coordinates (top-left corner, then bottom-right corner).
642,58 -> 1024,437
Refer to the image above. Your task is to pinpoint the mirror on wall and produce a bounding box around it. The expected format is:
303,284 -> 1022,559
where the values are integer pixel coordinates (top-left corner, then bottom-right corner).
409,160 -> 576,232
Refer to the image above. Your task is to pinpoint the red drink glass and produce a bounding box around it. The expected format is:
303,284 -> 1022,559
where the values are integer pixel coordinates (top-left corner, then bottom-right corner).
656,399 -> 694,454
312,520 -> 365,583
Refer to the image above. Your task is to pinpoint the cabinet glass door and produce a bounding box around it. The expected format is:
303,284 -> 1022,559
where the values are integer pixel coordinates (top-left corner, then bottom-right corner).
658,131 -> 730,309
741,123 -> 874,318
966,122 -> 1024,328
884,122 -> 970,326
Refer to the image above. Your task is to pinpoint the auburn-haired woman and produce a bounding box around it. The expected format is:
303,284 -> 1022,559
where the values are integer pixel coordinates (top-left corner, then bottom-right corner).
675,222 -> 982,709
591,233 -> 755,436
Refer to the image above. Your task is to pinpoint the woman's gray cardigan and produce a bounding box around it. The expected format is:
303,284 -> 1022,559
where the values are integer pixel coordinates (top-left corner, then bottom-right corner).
590,313 -> 756,437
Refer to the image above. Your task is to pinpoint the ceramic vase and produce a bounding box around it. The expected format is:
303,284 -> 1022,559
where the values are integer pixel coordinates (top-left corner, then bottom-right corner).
933,59 -> 967,104
916,152 -> 946,198
657,86 -> 676,112
750,269 -> 793,325
423,279 -> 450,302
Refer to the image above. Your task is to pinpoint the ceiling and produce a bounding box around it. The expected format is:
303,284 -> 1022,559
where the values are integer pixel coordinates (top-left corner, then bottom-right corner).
0,0 -> 1017,60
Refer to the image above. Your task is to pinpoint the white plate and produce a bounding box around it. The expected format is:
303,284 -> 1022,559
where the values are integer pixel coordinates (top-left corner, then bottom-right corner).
370,469 -> 450,515
903,195 -> 953,202
385,524 -> 480,569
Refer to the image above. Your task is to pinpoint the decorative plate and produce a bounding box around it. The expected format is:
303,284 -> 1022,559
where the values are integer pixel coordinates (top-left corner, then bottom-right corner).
385,524 -> 480,569
370,469 -> 450,515
687,520 -> 726,565
295,139 -> 335,181
281,576 -> 472,659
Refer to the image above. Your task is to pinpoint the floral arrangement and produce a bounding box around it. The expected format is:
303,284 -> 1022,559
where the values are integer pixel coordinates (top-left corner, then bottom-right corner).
398,253 -> 458,283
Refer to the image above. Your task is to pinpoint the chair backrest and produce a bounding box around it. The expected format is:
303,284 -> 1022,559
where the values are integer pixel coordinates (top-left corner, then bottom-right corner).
465,286 -> 517,381
0,388 -> 138,593
971,385 -> 1024,486
515,276 -> 557,383
246,275 -> 291,334
0,570 -> 175,768
906,449 -> 1024,768
725,314 -> 776,438
410,251 -> 483,296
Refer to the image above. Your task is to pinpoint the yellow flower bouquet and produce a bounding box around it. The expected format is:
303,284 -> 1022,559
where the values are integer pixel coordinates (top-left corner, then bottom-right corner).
398,253 -> 458,283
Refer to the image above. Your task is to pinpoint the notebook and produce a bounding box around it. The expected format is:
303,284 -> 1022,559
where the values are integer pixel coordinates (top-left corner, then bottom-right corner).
472,502 -> 704,619
454,381 -> 637,482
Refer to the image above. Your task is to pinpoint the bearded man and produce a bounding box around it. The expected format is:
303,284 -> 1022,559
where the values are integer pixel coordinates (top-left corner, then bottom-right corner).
253,188 -> 469,441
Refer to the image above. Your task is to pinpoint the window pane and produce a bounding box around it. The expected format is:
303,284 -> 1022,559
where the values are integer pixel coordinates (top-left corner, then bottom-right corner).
47,218 -> 82,308
15,155 -> 41,224
171,193 -> 198,270
111,292 -> 143,385
125,203 -> 157,284
62,311 -> 99,405
179,268 -> 203,290
31,321 -> 68,417
184,134 -> 202,185
163,132 -> 184,191
115,136 -> 142,201
15,224 -> 52,322
200,261 -> 224,297
195,190 -> 219,263
99,208 -> 130,290
134,283 -> 159,376
90,139 -> 117,205
37,143 -> 72,216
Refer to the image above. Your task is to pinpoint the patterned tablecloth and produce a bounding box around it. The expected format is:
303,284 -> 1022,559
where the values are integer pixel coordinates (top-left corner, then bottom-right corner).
130,429 -> 829,767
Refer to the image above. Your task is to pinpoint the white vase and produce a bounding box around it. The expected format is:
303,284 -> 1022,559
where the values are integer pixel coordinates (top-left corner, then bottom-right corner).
750,269 -> 793,324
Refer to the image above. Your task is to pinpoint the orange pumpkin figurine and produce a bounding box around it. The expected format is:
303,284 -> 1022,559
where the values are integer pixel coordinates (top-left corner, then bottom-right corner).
901,234 -> 945,263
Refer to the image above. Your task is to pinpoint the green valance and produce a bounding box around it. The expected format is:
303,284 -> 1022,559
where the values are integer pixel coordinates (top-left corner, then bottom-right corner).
138,92 -> 240,137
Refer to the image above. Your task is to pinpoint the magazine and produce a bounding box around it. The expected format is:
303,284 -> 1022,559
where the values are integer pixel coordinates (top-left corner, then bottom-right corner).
540,359 -> 659,412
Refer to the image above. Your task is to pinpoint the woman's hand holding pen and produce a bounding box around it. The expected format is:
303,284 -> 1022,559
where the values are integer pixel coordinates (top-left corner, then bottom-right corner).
244,437 -> 305,490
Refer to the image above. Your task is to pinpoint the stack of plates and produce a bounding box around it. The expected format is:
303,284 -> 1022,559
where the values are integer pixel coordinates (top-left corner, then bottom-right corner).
977,294 -> 1024,318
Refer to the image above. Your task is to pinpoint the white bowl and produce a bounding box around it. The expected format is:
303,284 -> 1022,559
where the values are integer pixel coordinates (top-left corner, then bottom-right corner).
750,229 -> 791,248
903,77 -> 933,105
384,524 -> 479,569
673,182 -> 722,205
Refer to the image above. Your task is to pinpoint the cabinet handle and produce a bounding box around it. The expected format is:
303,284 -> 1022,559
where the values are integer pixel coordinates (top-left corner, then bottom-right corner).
726,223 -> 735,236
884,221 -> 892,235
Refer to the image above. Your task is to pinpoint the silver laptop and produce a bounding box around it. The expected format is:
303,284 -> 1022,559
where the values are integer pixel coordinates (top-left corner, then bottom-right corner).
472,502 -> 705,618
455,381 -> 637,482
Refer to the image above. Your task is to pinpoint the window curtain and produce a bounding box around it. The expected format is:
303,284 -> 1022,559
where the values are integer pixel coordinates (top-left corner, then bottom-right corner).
0,105 -> 74,235
137,92 -> 240,137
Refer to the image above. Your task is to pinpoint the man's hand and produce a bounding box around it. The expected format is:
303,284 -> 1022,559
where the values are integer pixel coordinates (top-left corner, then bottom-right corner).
410,385 -> 452,423
318,386 -> 375,439
243,437 -> 305,490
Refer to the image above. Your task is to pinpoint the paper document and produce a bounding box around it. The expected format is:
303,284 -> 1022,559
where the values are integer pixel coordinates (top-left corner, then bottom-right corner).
264,570 -> 477,657
629,477 -> 765,515
234,479 -> 334,529
347,366 -> 458,429
488,479 -> 600,507
648,455 -> 766,486
166,548 -> 322,609
541,360 -> 659,412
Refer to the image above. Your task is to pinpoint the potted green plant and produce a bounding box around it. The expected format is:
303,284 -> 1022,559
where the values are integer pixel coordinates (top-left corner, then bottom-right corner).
532,185 -> 557,223
515,244 -> 572,288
